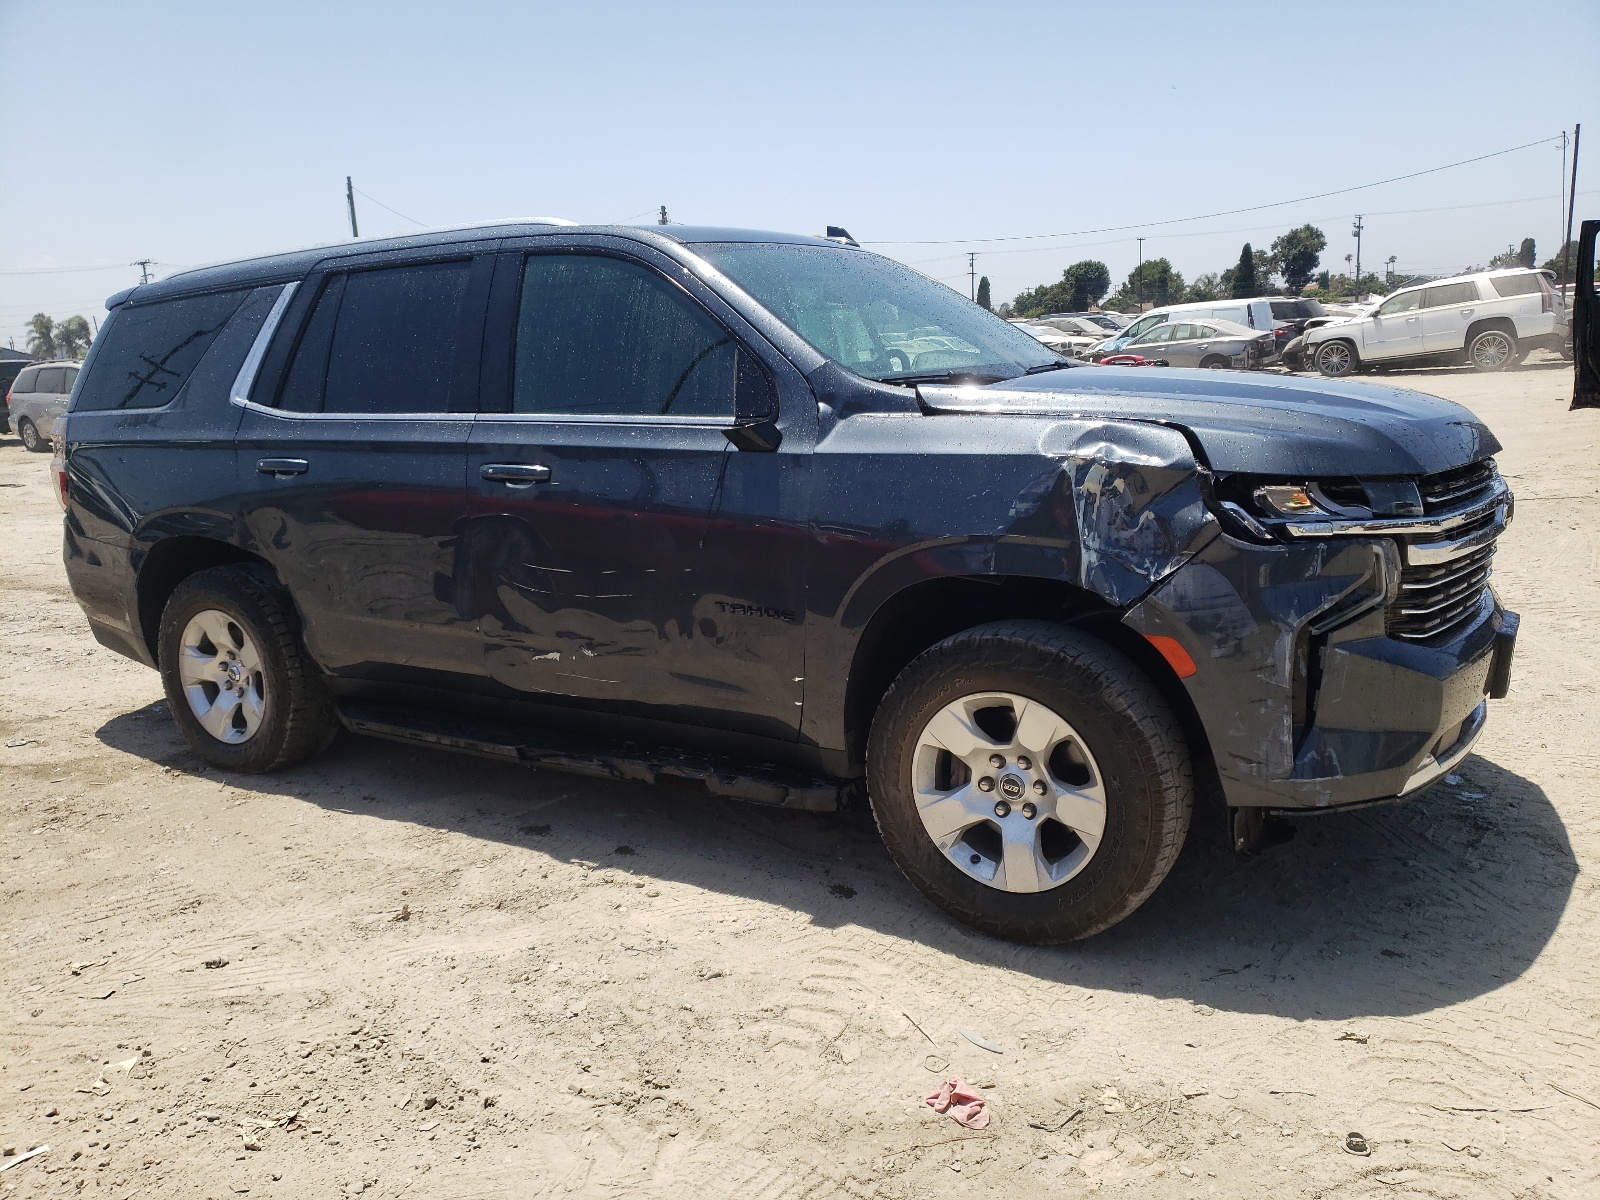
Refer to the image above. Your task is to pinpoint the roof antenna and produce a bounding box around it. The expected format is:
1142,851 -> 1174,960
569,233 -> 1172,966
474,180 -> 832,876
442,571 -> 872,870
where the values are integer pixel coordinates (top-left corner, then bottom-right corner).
658,206 -> 669,225
824,226 -> 859,247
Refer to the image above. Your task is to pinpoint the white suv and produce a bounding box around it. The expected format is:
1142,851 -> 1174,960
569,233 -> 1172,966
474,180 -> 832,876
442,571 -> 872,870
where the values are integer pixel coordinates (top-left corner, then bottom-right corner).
1304,268 -> 1567,376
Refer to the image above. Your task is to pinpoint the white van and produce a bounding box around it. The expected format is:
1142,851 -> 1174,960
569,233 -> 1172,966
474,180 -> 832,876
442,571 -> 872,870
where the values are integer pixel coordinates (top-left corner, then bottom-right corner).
1095,298 -> 1276,356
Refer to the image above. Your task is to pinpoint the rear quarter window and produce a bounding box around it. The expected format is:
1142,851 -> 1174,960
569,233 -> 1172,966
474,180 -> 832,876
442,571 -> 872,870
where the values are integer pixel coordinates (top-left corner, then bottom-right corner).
1490,273 -> 1543,298
13,366 -> 41,392
72,290 -> 250,411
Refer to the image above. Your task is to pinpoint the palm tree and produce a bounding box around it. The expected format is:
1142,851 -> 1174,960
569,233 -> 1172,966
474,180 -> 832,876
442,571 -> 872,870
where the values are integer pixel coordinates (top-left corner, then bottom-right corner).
26,313 -> 56,360
54,316 -> 92,360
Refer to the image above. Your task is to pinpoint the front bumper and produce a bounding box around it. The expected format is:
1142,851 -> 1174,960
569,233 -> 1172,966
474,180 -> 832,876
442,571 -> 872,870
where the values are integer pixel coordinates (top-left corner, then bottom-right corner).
1124,532 -> 1517,811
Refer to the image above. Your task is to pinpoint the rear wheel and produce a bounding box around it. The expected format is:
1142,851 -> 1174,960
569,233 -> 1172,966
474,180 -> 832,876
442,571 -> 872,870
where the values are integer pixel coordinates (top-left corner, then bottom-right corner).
1314,340 -> 1357,377
157,565 -> 338,773
17,417 -> 46,453
866,621 -> 1192,943
1199,355 -> 1230,370
1467,327 -> 1515,371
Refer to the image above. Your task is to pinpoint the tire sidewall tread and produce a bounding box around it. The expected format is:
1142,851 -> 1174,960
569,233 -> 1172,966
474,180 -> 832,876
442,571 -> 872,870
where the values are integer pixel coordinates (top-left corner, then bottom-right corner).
156,564 -> 337,773
866,619 -> 1192,944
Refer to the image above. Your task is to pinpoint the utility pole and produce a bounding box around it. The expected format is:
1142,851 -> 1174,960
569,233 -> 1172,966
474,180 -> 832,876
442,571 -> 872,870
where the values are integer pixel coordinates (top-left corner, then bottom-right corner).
1136,237 -> 1145,309
967,252 -> 977,301
1351,215 -> 1365,303
658,206 -> 669,225
131,259 -> 154,284
346,177 -> 360,238
1562,124 -> 1581,288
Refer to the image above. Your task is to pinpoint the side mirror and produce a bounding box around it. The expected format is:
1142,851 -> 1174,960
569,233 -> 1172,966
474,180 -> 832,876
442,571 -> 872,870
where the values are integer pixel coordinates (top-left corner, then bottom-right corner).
725,350 -> 781,451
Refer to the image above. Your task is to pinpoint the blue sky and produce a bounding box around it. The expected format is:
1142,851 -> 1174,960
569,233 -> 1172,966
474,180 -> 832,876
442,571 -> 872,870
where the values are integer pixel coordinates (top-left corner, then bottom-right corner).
2,0 -> 1596,346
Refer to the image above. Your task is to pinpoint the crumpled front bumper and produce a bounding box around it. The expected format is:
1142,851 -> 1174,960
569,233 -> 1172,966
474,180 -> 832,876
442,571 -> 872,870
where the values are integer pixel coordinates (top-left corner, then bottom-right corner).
1123,531 -> 1517,811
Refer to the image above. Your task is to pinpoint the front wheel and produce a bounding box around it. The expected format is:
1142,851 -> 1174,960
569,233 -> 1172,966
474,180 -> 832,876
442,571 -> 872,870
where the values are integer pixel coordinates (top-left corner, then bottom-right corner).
1467,328 -> 1515,371
17,417 -> 46,453
157,564 -> 339,773
866,621 -> 1192,943
1314,340 -> 1357,377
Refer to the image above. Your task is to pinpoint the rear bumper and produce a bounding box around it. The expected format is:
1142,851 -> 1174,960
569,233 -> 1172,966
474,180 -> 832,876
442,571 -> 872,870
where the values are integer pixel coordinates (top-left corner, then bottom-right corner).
1123,532 -> 1515,812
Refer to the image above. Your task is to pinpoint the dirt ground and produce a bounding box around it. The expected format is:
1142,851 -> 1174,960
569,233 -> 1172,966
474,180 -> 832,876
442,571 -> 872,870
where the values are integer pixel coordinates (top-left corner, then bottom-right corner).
2,359 -> 1597,1200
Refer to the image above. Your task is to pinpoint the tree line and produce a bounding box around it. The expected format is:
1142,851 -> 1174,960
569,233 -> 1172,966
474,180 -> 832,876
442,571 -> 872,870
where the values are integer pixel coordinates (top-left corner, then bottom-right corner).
1009,225 -> 1327,317
25,313 -> 94,360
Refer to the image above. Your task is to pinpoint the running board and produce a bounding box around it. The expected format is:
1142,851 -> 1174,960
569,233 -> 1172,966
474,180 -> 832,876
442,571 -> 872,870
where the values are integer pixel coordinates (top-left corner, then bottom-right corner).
336,700 -> 842,812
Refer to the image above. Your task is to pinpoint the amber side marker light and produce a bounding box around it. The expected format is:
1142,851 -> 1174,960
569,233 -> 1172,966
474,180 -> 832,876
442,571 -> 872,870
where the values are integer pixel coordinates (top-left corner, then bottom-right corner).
1144,634 -> 1197,679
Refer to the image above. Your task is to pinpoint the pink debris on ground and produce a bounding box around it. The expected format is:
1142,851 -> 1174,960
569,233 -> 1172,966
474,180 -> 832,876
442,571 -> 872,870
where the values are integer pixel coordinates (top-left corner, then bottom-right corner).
925,1077 -> 990,1129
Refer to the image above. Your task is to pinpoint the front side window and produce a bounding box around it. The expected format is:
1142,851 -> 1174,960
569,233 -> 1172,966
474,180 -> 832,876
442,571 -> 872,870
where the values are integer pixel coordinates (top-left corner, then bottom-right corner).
1123,313 -> 1169,341
1136,325 -> 1176,344
1376,291 -> 1421,317
278,260 -> 474,414
73,290 -> 249,411
693,242 -> 1059,383
513,254 -> 739,418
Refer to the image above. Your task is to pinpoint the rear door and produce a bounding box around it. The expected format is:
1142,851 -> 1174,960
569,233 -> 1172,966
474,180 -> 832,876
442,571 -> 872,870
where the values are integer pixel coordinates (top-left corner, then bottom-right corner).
235,246 -> 495,685
464,236 -> 808,739
1361,289 -> 1425,359
1420,280 -> 1482,353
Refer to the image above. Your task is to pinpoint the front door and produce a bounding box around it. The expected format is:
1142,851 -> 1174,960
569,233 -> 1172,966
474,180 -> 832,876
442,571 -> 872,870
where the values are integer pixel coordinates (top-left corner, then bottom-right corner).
1361,289 -> 1425,360
464,243 -> 807,740
1420,280 -> 1482,353
235,249 -> 495,684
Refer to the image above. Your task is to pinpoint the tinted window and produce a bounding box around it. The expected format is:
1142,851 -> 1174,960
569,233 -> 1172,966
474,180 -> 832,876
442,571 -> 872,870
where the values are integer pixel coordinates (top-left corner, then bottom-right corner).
73,290 -> 248,411
1376,290 -> 1421,316
176,286 -> 285,406
513,254 -> 738,418
12,367 -> 40,392
1422,281 -> 1479,308
62,367 -> 79,395
326,261 -> 473,414
36,367 -> 65,393
1490,273 -> 1542,298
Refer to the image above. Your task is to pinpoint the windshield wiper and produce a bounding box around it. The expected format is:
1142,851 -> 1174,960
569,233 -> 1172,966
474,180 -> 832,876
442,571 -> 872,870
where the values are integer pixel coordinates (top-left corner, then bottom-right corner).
1024,360 -> 1077,375
883,369 -> 1010,386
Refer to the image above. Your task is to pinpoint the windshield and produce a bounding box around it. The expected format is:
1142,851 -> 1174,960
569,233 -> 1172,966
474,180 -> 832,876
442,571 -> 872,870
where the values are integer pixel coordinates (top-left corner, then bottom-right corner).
693,242 -> 1061,382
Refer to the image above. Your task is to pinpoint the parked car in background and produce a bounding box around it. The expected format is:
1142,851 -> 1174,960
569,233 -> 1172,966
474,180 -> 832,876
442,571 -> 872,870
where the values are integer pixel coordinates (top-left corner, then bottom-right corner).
1009,320 -> 1088,358
1303,268 -> 1568,376
1039,311 -> 1129,331
1113,318 -> 1271,369
0,357 -> 37,433
6,361 -> 80,451
1091,298 -> 1277,358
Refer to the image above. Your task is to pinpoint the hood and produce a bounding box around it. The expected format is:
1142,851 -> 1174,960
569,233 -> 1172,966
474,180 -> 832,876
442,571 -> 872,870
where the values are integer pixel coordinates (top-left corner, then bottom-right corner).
918,367 -> 1500,476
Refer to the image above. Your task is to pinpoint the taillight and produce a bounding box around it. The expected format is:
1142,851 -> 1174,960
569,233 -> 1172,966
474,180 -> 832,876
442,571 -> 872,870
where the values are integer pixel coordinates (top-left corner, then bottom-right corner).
55,467 -> 69,509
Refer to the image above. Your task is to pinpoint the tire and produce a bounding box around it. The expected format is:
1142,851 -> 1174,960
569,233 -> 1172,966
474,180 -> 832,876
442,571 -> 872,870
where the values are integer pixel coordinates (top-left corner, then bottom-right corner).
1199,356 -> 1230,370
157,564 -> 338,773
866,620 -> 1192,943
18,417 -> 46,453
1314,340 -> 1357,377
1467,327 -> 1515,372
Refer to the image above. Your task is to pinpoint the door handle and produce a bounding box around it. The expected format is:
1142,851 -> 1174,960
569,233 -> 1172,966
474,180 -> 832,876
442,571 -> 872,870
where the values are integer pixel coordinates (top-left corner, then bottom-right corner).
480,463 -> 551,485
256,458 -> 309,477
1460,308 -> 1474,316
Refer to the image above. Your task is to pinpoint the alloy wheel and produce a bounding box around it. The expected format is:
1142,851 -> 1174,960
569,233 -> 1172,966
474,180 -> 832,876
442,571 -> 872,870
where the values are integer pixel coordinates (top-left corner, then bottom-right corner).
1472,331 -> 1512,370
1316,342 -> 1353,376
911,691 -> 1107,893
177,609 -> 266,743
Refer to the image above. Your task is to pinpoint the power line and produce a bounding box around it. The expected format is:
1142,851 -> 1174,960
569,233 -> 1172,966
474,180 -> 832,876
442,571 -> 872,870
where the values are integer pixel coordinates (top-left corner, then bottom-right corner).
352,185 -> 427,229
864,134 -> 1565,247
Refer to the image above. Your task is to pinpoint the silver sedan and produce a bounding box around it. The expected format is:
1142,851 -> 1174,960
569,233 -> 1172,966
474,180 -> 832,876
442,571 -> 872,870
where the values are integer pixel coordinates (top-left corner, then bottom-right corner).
1121,318 -> 1271,369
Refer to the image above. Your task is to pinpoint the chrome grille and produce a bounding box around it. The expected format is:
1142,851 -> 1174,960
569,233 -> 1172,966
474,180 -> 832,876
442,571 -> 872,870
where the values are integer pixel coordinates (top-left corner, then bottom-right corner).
1389,459 -> 1502,642
1418,459 -> 1497,513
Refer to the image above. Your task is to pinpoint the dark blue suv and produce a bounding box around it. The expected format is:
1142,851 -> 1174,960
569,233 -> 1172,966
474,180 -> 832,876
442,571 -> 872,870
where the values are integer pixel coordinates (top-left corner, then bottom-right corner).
60,221 -> 1518,942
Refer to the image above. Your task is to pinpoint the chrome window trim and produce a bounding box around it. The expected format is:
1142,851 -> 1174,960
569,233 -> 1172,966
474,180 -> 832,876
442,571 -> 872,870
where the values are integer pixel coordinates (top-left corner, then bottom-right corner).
473,413 -> 733,428
229,282 -> 298,411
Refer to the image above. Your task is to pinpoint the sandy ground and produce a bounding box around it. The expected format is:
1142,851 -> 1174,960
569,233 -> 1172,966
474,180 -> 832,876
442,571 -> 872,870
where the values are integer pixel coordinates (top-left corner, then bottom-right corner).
2,359 -> 1597,1200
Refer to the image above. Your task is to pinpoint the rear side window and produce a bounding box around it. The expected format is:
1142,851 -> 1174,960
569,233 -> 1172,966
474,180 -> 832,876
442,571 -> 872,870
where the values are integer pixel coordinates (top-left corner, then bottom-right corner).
73,290 -> 249,411
12,367 -> 40,392
278,261 -> 474,414
1422,281 -> 1479,308
513,254 -> 738,418
1490,273 -> 1543,298
36,367 -> 65,393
